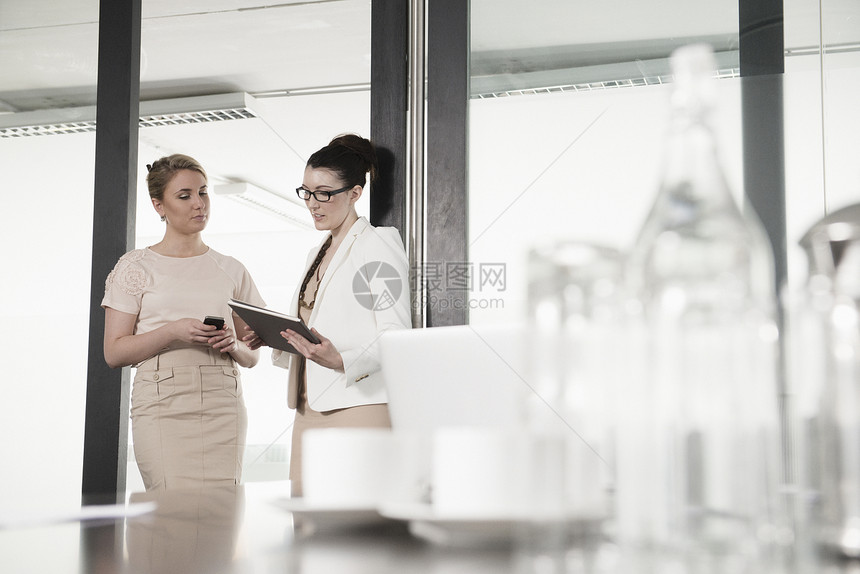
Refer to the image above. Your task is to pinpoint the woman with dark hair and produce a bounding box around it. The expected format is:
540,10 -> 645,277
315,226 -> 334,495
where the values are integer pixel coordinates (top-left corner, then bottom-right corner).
102,153 -> 265,491
244,134 -> 411,496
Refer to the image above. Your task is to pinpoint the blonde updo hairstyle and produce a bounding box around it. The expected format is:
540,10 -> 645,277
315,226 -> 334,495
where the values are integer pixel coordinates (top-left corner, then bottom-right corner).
146,154 -> 208,201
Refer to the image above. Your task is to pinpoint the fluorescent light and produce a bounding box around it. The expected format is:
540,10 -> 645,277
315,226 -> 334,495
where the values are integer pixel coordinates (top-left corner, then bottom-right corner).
215,182 -> 313,229
139,93 -> 257,127
0,92 -> 259,138
253,83 -> 371,98
0,105 -> 98,137
785,42 -> 860,57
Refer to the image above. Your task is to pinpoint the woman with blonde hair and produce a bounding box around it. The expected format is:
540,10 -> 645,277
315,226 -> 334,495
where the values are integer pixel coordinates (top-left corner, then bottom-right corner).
103,153 -> 265,490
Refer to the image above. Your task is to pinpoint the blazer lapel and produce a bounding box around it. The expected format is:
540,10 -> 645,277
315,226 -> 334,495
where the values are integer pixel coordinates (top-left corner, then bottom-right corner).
310,217 -> 369,320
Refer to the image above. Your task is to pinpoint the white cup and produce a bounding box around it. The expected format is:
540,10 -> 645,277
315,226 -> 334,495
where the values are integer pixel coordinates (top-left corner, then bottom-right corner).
302,428 -> 395,507
385,431 -> 432,506
431,427 -> 528,517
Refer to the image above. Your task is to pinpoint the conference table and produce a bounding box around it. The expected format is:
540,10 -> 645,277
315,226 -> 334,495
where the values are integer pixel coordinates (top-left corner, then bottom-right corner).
3,480 -> 859,574
0,481 -> 603,574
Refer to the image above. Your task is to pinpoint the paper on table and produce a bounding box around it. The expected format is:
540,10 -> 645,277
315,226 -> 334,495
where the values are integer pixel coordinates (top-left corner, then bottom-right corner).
0,501 -> 157,529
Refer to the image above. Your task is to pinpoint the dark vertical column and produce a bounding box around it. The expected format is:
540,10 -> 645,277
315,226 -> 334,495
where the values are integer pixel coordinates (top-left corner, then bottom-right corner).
739,0 -> 786,297
426,0 -> 469,327
740,0 -> 785,76
741,75 -> 786,297
79,521 -> 125,573
82,0 -> 141,498
739,0 -> 791,487
370,0 -> 408,237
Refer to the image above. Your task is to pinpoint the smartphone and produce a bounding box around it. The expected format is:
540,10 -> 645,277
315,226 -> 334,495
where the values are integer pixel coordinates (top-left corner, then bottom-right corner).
204,316 -> 225,330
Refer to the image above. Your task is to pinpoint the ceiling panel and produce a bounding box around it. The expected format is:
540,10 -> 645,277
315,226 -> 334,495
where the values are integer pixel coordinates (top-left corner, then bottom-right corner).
0,0 -> 371,111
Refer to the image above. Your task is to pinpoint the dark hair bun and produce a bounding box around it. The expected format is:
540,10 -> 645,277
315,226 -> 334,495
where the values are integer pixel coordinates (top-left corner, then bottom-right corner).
308,133 -> 378,187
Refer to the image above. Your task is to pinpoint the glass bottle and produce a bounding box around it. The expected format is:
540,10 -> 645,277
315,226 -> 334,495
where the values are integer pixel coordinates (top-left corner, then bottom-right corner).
521,240 -> 624,574
526,241 -> 623,511
616,43 -> 780,573
795,203 -> 860,559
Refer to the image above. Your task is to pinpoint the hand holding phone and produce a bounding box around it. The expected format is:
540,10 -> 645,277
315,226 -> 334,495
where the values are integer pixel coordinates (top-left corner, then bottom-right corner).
204,316 -> 225,330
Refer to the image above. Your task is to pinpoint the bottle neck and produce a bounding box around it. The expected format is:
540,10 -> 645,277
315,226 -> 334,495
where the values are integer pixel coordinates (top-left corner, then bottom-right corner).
659,109 -> 735,209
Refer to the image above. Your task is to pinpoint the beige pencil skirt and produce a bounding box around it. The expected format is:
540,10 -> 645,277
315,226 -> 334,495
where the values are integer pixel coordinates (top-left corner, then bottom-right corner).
131,347 -> 247,491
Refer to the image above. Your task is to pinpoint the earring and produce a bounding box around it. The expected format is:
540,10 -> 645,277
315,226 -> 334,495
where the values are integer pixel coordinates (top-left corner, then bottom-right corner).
160,215 -> 166,222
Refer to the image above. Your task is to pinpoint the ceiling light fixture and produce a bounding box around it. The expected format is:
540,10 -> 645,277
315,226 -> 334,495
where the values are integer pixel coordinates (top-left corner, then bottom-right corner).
785,41 -> 860,57
214,182 -> 313,229
473,67 -> 740,99
252,83 -> 371,98
0,92 -> 259,138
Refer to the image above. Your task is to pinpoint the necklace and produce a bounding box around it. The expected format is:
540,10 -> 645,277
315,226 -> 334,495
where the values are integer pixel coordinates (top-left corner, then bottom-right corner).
299,235 -> 333,310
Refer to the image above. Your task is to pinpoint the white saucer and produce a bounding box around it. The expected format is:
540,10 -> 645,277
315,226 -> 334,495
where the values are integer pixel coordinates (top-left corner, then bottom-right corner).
379,502 -> 607,547
379,502 -> 525,546
270,497 -> 389,531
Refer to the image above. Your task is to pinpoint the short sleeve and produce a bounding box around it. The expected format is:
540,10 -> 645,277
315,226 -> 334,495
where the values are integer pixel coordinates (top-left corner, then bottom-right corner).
234,263 -> 266,308
101,250 -> 149,315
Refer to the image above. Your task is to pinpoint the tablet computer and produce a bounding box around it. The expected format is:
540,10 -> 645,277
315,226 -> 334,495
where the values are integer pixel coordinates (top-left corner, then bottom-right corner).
228,298 -> 320,354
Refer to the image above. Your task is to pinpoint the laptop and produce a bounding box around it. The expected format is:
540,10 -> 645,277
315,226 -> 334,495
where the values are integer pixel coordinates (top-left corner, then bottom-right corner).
379,324 -> 530,434
379,324 -> 610,515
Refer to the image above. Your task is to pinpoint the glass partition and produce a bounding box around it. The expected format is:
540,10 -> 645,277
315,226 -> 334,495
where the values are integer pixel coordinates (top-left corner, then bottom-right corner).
468,0 -> 741,325
469,0 -> 860,325
129,0 -> 372,489
6,0 -> 857,503
0,3 -> 99,513
784,0 -> 860,284
0,0 -> 374,501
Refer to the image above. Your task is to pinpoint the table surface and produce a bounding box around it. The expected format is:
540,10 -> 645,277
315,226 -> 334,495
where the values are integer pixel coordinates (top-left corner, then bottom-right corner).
3,481 -> 860,574
0,481 -> 585,574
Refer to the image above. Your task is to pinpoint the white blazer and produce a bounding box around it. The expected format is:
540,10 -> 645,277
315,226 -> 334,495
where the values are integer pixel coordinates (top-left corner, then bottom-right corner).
273,217 -> 412,412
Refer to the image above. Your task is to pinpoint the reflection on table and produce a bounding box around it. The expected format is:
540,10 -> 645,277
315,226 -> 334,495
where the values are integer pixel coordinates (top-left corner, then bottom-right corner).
5,480 -> 860,574
126,485 -> 243,574
0,481 -> 554,574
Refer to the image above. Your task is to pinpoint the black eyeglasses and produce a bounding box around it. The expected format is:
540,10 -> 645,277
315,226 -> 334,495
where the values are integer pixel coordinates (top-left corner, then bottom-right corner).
295,185 -> 352,202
